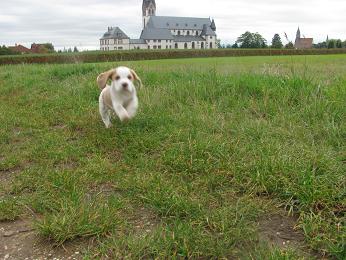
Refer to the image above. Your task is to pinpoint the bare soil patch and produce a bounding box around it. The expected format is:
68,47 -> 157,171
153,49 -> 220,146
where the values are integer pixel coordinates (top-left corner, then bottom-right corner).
0,219 -> 85,260
0,166 -> 23,185
258,213 -> 321,258
129,206 -> 159,235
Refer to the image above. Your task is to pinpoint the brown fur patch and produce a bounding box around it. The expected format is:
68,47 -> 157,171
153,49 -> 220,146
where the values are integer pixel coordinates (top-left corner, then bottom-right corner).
96,69 -> 116,90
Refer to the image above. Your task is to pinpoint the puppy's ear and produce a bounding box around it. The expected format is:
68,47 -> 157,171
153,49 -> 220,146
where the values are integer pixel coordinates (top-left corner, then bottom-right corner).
130,69 -> 143,89
97,69 -> 115,90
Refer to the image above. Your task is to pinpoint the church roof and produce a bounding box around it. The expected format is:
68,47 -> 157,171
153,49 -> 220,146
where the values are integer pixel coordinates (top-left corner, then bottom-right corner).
147,16 -> 213,30
140,27 -> 174,40
101,27 -> 130,40
201,24 -> 216,36
130,39 -> 146,44
173,36 -> 206,42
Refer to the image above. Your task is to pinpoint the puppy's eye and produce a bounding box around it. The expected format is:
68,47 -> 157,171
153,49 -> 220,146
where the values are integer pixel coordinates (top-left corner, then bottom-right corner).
128,75 -> 132,80
115,75 -> 120,81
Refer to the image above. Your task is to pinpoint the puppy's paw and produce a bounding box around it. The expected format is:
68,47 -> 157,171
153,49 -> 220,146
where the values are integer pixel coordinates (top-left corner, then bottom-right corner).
105,122 -> 113,128
119,114 -> 130,123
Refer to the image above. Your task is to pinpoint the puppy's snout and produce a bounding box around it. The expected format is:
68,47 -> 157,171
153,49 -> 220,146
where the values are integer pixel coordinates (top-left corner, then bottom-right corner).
122,82 -> 128,89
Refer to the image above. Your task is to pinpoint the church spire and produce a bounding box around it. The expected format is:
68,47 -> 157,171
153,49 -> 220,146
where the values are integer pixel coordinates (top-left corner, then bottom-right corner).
296,27 -> 301,40
211,19 -> 216,31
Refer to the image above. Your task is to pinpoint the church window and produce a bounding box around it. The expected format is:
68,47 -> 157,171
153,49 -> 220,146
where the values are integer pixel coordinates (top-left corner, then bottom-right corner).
192,42 -> 195,49
187,31 -> 190,36
175,43 -> 178,49
184,43 -> 188,49
178,31 -> 181,36
210,43 -> 213,48
196,31 -> 198,36
158,46 -> 161,49
158,40 -> 161,43
201,42 -> 204,48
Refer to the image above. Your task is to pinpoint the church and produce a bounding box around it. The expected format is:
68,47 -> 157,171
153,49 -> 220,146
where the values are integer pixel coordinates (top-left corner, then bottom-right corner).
294,27 -> 313,49
100,0 -> 217,51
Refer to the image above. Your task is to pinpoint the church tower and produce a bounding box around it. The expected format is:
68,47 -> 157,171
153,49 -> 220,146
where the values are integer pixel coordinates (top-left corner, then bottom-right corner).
296,27 -> 301,40
142,0 -> 156,29
295,27 -> 301,46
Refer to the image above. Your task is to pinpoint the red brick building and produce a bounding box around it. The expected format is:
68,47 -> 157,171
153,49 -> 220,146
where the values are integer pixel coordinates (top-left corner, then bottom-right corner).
294,27 -> 313,49
8,44 -> 32,54
8,43 -> 54,54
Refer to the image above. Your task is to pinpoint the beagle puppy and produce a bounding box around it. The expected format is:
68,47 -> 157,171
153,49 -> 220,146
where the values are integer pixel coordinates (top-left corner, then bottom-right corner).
97,66 -> 142,128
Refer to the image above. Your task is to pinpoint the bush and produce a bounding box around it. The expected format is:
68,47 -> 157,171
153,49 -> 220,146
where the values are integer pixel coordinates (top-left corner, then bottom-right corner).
1,48 -> 346,65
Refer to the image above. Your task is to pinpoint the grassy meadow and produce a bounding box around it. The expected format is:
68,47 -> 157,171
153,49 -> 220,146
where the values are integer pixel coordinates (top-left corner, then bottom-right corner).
0,55 -> 345,259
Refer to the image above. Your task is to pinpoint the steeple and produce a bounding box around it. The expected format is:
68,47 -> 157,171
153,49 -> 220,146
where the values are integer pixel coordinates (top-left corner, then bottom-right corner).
211,19 -> 216,31
142,0 -> 156,28
296,27 -> 301,40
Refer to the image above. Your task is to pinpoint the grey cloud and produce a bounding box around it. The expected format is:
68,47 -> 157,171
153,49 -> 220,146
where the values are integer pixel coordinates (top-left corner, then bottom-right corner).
0,0 -> 345,49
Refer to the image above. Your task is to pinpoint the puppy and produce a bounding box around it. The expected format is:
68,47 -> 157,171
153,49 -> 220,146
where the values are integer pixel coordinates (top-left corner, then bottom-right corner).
97,66 -> 142,128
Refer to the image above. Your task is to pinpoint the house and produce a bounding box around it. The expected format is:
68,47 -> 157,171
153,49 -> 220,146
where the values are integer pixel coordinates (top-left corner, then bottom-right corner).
8,44 -> 32,54
31,43 -> 50,53
294,27 -> 313,49
100,0 -> 217,50
8,43 -> 54,54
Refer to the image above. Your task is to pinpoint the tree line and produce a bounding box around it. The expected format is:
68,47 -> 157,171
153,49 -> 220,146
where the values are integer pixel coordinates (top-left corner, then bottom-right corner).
220,32 -> 346,49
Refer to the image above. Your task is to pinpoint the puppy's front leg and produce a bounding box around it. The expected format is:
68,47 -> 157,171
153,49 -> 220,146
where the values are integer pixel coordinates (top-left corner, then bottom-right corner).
112,102 -> 130,122
126,99 -> 138,119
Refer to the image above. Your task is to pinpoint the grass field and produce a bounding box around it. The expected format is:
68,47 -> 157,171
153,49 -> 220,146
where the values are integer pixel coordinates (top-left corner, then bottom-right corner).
0,55 -> 345,259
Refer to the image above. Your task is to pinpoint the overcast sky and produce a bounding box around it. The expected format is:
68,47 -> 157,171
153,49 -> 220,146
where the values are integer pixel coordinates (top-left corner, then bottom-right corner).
0,0 -> 345,50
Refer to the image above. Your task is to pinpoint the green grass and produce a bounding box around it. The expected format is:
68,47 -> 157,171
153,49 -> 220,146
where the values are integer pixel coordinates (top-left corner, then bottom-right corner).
0,55 -> 345,259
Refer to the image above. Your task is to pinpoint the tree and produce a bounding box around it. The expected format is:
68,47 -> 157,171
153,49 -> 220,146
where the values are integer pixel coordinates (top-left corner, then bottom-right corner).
313,41 -> 327,49
73,46 -> 79,52
0,45 -> 19,55
232,43 -> 239,48
216,39 -> 221,48
271,34 -> 283,48
328,39 -> 336,49
42,43 -> 55,52
336,39 -> 342,48
285,42 -> 294,49
236,31 -> 267,48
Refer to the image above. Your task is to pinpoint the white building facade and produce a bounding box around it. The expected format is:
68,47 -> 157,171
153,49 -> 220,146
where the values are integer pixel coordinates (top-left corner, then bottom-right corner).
100,0 -> 217,51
